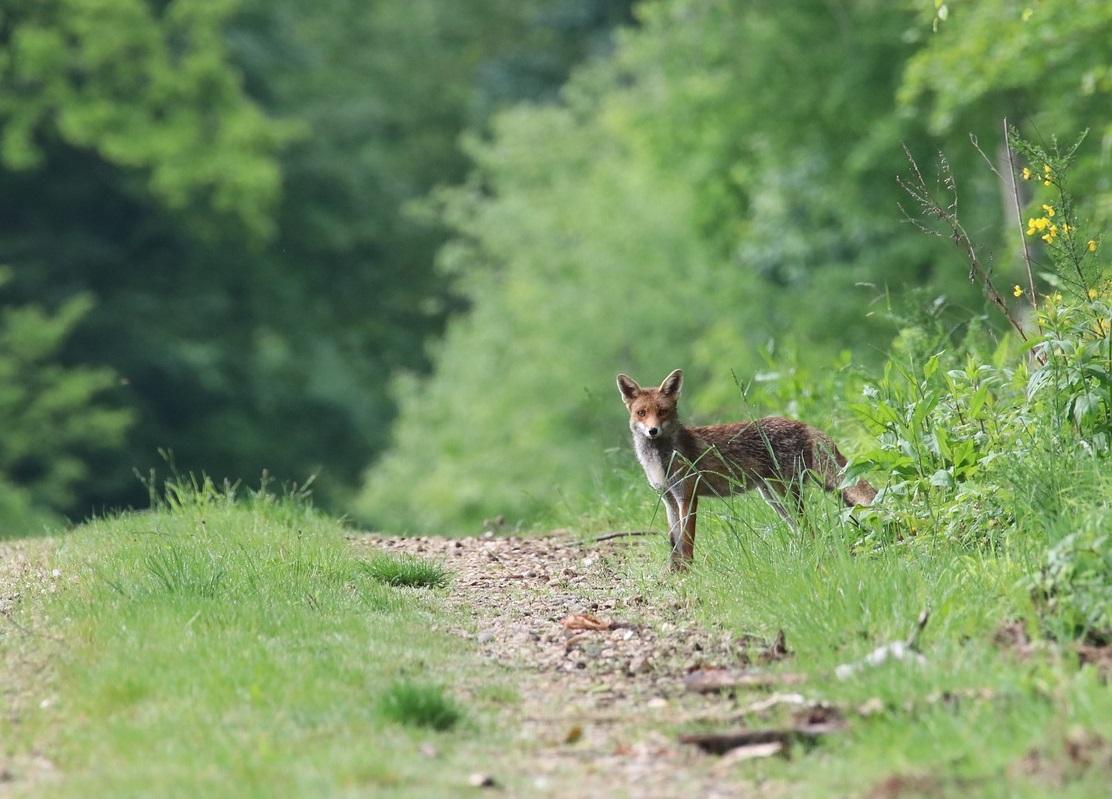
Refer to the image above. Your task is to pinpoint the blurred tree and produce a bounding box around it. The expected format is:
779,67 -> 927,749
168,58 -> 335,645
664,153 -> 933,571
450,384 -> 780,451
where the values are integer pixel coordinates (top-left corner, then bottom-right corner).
0,0 -> 634,517
0,268 -> 132,534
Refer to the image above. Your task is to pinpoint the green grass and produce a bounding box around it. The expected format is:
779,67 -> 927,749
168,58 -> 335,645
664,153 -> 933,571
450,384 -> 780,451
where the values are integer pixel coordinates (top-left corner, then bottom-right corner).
592,451 -> 1112,797
5,480 -> 511,798
377,681 -> 462,731
362,553 -> 450,588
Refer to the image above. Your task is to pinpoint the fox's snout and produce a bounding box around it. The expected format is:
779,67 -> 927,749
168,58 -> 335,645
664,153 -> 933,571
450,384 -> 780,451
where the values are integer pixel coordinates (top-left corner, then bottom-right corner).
632,418 -> 665,440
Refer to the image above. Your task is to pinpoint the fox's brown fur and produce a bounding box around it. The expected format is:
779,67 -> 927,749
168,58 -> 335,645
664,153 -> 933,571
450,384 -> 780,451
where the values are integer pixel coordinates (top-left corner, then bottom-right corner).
616,369 -> 876,569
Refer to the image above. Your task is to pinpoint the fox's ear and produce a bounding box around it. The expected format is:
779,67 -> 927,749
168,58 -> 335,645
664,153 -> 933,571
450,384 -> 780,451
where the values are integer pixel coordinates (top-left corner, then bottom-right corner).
658,369 -> 684,398
616,373 -> 641,404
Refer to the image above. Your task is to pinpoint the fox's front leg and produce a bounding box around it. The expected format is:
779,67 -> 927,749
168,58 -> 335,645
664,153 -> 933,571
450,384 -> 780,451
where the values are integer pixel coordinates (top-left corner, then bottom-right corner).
661,491 -> 683,558
671,486 -> 698,570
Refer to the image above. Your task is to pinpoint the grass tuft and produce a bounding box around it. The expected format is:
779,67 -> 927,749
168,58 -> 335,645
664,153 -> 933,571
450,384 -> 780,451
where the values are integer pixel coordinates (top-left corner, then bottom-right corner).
362,553 -> 450,588
377,681 -> 462,731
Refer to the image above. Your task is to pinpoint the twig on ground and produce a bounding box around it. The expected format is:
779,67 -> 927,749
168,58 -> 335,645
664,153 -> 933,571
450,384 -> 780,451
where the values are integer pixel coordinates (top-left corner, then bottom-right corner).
1,610 -> 64,642
680,722 -> 843,755
591,530 -> 658,543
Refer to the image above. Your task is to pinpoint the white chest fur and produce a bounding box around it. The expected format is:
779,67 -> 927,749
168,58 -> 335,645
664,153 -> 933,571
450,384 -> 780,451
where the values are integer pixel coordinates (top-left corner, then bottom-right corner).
633,436 -> 669,491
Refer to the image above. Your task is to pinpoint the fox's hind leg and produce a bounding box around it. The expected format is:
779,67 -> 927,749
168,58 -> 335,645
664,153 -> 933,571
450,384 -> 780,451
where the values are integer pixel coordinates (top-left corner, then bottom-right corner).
757,483 -> 801,533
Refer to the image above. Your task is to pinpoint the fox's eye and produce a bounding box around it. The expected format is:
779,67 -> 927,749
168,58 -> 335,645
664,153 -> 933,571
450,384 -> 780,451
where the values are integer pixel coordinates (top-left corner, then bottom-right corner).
636,409 -> 646,417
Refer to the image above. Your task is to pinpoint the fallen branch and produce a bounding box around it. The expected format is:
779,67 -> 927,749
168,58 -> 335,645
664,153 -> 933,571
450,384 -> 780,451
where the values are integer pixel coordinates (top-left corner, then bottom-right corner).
684,668 -> 807,693
681,721 -> 843,755
591,530 -> 658,543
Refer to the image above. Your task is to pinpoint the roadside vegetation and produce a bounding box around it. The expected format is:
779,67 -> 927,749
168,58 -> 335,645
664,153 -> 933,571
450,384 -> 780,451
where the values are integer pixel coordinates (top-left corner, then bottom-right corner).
577,135 -> 1112,795
1,481 -> 509,797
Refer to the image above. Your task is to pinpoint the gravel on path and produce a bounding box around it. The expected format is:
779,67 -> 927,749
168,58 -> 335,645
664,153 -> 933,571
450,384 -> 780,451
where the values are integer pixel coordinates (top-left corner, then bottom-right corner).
357,533 -> 792,799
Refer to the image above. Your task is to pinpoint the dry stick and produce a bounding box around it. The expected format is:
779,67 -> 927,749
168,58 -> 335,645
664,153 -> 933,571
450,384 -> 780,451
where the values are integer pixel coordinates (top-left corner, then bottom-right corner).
898,146 -> 1028,342
1,610 -> 64,642
1003,117 -> 1041,328
591,530 -> 658,543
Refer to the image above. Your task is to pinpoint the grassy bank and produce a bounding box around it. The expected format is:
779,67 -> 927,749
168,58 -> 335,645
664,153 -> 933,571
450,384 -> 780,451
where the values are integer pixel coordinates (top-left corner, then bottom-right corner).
597,448 -> 1112,797
2,482 -> 509,797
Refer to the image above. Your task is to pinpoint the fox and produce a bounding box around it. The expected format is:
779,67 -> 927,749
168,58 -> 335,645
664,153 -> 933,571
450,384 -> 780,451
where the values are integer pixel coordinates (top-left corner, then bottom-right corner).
616,369 -> 876,569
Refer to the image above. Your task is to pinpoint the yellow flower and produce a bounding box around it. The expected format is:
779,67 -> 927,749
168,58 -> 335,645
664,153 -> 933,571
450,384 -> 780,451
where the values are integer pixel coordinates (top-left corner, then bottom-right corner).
1022,7 -> 1033,21
1089,240 -> 1099,253
1013,284 -> 1023,297
1052,292 -> 1063,304
1060,223 -> 1070,236
1042,224 -> 1058,244
1089,288 -> 1099,300
1041,204 -> 1055,217
1021,167 -> 1033,180
1026,217 -> 1050,236
1043,164 -> 1053,174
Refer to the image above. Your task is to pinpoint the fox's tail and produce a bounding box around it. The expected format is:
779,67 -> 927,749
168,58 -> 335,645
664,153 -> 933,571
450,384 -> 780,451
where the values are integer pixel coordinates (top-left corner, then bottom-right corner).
814,440 -> 877,507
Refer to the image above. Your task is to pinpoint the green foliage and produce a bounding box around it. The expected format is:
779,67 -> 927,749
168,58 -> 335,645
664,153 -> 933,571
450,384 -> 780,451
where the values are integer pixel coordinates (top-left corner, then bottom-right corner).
903,0 -> 1112,226
1030,525 -> 1112,643
377,681 -> 462,731
0,268 -> 132,533
362,554 -> 450,589
0,0 -> 296,237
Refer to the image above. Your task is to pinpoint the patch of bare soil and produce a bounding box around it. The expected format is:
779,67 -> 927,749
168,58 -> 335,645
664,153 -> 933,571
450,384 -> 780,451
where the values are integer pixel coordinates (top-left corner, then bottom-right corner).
357,533 -> 799,798
0,538 -> 63,796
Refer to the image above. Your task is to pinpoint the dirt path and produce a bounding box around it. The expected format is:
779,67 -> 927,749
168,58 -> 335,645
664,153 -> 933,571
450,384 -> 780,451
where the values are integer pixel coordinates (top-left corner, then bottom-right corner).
357,533 -> 793,799
1,538 -> 62,794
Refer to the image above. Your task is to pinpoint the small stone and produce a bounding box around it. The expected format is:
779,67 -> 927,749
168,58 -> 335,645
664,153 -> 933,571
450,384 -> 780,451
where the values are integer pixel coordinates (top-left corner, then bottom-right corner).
477,630 -> 495,644
468,772 -> 498,788
858,697 -> 885,716
628,656 -> 651,675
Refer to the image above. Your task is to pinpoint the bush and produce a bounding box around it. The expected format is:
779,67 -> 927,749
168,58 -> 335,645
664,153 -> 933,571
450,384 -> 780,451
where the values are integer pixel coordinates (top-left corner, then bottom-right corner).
843,132 -> 1110,639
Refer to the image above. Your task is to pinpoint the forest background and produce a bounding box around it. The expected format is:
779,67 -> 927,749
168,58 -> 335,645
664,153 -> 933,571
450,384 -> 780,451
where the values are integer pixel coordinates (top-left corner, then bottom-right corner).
2,0 -> 1109,534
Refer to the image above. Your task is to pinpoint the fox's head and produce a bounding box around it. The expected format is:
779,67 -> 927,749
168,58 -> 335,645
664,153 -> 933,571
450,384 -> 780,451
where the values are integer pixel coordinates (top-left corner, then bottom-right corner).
615,369 -> 683,441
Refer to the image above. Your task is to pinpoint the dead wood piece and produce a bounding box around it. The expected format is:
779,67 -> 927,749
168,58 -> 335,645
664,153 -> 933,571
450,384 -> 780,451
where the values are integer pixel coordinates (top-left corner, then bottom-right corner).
591,530 -> 658,543
681,723 -> 841,755
683,668 -> 806,694
560,614 -> 612,631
